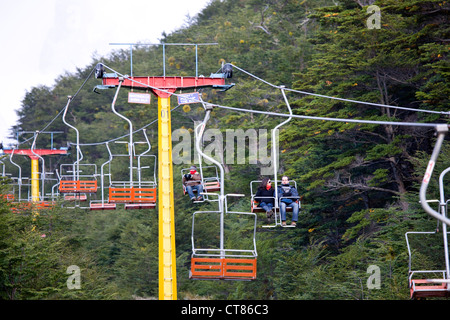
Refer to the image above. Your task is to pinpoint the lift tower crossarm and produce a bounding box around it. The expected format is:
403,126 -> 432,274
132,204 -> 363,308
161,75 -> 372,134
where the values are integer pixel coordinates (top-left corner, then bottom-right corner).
99,74 -> 232,97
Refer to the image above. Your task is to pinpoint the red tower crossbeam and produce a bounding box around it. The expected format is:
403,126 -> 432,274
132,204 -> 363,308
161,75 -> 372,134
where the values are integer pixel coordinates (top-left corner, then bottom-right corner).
3,149 -> 68,159
102,76 -> 226,97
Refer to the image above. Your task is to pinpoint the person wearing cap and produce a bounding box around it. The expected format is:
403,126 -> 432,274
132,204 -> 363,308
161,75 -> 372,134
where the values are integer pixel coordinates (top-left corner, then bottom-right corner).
182,165 -> 204,202
255,177 -> 275,221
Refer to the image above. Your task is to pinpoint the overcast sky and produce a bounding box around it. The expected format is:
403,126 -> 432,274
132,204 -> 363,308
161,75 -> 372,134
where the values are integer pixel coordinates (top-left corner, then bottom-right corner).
0,0 -> 210,146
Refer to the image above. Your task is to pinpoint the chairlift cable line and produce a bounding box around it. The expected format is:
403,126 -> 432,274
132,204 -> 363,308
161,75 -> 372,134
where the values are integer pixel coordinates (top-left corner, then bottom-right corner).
101,63 -> 447,130
214,103 -> 445,129
230,64 -> 450,116
11,59 -> 449,149
14,67 -> 96,147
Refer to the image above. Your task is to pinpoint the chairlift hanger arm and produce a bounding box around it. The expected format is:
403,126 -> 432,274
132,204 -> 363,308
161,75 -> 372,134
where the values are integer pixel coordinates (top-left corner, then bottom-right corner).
420,124 -> 450,226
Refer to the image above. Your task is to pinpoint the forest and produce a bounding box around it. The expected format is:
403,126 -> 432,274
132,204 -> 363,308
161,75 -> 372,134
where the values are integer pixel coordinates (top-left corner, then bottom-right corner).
0,0 -> 449,300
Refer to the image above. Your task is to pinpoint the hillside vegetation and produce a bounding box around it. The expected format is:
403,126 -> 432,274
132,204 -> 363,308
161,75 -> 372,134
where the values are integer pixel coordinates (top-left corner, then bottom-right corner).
1,0 -> 449,300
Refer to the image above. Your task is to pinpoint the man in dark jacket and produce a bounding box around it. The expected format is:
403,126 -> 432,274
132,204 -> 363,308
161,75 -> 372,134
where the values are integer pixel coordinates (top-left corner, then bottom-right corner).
277,176 -> 300,226
182,165 -> 204,202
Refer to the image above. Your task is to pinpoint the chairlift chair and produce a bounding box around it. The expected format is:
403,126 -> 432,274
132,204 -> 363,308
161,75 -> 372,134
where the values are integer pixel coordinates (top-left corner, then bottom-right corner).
250,180 -> 300,228
189,196 -> 258,281
59,97 -> 98,203
0,160 -> 15,202
106,82 -> 157,210
250,87 -> 300,228
6,150 -> 32,211
188,104 -> 258,280
90,142 -> 116,210
407,161 -> 450,299
411,129 -> 450,299
181,165 -> 220,201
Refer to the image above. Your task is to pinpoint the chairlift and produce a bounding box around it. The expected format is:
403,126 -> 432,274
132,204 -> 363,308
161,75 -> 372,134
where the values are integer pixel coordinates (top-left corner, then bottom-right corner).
5,148 -> 31,212
188,103 -> 257,280
106,82 -> 157,210
181,165 -> 221,200
251,87 -> 301,228
59,97 -> 98,199
181,110 -> 221,202
0,160 -> 15,202
250,179 -> 300,229
89,142 -> 116,210
409,125 -> 450,299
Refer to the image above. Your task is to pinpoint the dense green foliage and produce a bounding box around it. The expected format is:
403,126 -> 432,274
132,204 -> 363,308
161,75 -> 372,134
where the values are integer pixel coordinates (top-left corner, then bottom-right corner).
1,0 -> 449,300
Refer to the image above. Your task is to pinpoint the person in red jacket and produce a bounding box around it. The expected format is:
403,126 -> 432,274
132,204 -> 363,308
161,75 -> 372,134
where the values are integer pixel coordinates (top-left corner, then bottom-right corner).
182,165 -> 204,202
255,177 -> 275,219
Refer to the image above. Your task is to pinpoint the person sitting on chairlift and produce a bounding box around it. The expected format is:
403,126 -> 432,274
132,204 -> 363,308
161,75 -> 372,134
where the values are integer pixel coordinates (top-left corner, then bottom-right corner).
255,177 -> 275,221
277,176 -> 300,227
183,165 -> 204,202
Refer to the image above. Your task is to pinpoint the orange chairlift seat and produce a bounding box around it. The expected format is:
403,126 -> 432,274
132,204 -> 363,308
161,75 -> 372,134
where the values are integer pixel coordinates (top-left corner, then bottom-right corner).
190,257 -> 257,280
109,186 -> 156,209
58,164 -> 98,208
9,201 -> 55,213
58,163 -> 98,195
60,179 -> 97,193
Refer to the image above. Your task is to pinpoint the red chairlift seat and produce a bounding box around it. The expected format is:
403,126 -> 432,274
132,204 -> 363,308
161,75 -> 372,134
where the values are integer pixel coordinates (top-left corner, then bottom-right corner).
35,201 -> 54,210
89,202 -> 117,211
2,194 -> 15,201
124,203 -> 156,210
204,181 -> 220,192
10,202 -> 31,213
410,279 -> 449,299
10,201 -> 54,213
251,200 -> 266,213
64,194 -> 87,201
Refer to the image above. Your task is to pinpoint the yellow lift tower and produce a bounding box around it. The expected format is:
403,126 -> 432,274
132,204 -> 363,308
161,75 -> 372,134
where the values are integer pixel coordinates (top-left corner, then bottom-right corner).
95,62 -> 232,300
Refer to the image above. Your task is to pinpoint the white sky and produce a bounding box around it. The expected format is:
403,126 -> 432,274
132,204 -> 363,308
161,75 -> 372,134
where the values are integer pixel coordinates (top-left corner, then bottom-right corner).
0,0 -> 210,146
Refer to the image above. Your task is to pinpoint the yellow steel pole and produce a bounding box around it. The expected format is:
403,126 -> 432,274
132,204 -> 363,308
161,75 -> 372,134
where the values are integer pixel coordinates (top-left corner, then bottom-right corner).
158,95 -> 177,300
31,158 -> 40,202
